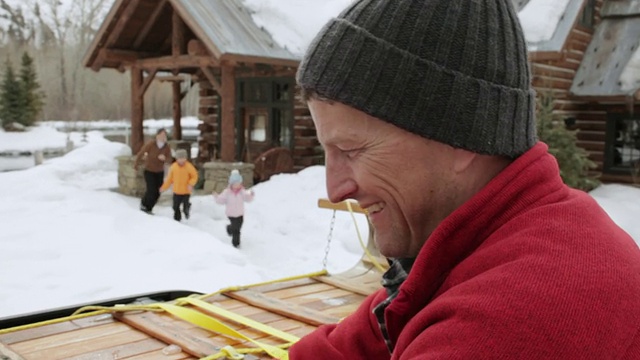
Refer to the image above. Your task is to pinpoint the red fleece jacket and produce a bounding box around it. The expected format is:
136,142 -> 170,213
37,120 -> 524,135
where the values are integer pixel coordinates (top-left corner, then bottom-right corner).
290,143 -> 640,359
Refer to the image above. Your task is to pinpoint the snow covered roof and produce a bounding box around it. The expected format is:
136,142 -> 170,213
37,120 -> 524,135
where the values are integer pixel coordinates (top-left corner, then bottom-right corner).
571,0 -> 640,97
173,0 -> 298,62
242,0 -> 583,58
514,0 -> 585,52
240,0 -> 353,58
84,0 -> 303,70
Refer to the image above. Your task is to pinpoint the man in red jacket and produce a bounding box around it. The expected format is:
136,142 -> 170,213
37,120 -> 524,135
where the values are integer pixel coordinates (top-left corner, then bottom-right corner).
290,0 -> 640,359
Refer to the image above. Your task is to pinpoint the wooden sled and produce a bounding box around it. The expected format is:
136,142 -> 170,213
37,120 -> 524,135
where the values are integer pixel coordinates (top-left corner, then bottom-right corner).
0,200 -> 386,360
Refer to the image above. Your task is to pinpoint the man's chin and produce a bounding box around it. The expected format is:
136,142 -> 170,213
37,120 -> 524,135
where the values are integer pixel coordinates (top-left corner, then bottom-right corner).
374,235 -> 403,259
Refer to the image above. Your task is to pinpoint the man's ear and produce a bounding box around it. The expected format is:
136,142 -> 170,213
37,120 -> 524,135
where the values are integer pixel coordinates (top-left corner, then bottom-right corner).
452,148 -> 477,173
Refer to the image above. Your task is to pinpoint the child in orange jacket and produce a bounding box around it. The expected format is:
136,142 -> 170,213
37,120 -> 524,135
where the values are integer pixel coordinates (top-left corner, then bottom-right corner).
160,149 -> 198,221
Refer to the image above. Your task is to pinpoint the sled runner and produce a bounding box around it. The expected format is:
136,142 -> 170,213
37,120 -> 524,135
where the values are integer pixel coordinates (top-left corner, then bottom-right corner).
0,199 -> 385,360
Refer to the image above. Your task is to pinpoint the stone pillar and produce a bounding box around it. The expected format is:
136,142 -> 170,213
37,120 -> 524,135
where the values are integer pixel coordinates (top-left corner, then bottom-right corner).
203,161 -> 254,194
117,155 -> 146,197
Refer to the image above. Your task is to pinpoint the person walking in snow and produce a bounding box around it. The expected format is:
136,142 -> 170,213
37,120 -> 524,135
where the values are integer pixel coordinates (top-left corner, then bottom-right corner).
213,169 -> 254,248
159,149 -> 198,221
134,128 -> 172,214
289,0 -> 640,359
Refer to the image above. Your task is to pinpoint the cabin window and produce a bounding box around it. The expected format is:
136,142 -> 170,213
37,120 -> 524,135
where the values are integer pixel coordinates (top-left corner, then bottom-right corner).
274,82 -> 290,102
579,0 -> 596,29
249,114 -> 268,142
236,77 -> 295,160
273,108 -> 293,149
240,82 -> 270,103
604,114 -> 640,174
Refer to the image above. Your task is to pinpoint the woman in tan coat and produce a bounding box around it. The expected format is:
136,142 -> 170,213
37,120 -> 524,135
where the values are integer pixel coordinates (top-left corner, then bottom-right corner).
133,128 -> 172,214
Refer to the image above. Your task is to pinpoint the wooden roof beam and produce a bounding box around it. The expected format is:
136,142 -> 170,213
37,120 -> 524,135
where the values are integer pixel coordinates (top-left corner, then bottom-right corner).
200,66 -> 221,93
133,0 -> 168,48
104,0 -> 142,48
91,48 -> 107,71
141,69 -> 158,94
102,49 -> 148,63
156,75 -> 196,82
134,55 -> 218,70
221,53 -> 299,68
187,40 -> 210,56
172,11 -> 186,57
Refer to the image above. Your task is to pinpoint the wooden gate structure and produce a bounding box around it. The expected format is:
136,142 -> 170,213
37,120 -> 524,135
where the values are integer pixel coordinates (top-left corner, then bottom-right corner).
85,0 -> 640,184
84,0 -> 321,179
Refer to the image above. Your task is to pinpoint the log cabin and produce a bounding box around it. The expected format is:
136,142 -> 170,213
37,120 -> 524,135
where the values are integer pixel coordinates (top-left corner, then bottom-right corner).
83,0 -> 640,190
515,0 -> 640,184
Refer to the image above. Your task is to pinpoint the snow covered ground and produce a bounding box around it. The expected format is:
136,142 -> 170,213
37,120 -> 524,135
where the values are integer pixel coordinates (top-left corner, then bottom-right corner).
0,123 -> 638,320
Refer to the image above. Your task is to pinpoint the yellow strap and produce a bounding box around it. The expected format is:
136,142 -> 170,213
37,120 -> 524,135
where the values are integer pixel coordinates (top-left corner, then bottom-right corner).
345,201 -> 386,272
158,303 -> 290,360
192,270 -> 328,301
0,311 -> 106,335
184,298 -> 300,343
220,345 -> 244,359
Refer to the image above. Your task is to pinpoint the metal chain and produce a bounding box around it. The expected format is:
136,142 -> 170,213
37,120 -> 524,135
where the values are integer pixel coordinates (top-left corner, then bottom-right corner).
322,210 -> 337,271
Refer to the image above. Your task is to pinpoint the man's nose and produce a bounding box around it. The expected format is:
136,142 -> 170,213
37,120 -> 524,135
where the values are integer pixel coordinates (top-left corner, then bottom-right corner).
325,156 -> 356,203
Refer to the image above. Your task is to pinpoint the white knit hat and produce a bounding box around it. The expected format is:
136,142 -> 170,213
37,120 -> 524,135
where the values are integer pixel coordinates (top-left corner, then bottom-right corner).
228,169 -> 243,185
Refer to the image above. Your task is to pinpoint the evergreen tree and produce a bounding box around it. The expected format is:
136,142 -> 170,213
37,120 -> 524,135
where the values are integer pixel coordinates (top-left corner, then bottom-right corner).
19,52 -> 45,126
0,59 -> 22,128
536,92 -> 600,191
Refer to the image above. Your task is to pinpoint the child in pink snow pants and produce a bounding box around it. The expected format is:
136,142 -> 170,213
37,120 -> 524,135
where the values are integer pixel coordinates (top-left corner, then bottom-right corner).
213,169 -> 254,247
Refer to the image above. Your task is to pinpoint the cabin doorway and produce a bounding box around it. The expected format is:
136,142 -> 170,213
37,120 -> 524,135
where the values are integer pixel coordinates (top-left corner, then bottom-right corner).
242,107 -> 273,162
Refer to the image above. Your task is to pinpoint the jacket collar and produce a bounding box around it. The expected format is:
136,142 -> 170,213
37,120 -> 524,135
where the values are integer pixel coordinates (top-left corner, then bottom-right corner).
385,142 -> 568,343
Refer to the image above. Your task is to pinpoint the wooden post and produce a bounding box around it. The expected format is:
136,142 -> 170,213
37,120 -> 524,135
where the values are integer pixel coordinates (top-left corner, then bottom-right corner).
172,81 -> 182,140
171,12 -> 185,141
131,67 -> 144,154
172,12 -> 185,56
220,64 -> 236,162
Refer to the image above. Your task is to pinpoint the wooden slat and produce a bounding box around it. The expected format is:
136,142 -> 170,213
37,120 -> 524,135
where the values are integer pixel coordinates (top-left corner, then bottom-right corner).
0,314 -> 115,345
125,348 -> 195,360
263,283 -> 334,300
65,338 -> 182,360
313,275 -> 381,297
225,290 -> 340,327
0,342 -> 26,360
244,277 -> 318,294
325,302 -> 363,319
10,322 -> 133,355
115,312 -> 220,358
302,293 -> 365,312
281,288 -> 353,305
22,329 -> 149,359
194,299 -> 315,345
317,199 -> 366,214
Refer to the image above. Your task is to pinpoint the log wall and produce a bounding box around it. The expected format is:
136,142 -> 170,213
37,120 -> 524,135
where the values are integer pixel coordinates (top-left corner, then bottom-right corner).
196,78 -> 323,171
528,0 -> 640,183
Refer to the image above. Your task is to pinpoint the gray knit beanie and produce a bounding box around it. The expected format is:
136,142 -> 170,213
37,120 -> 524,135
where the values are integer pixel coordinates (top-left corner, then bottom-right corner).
297,0 -> 537,158
175,149 -> 188,159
